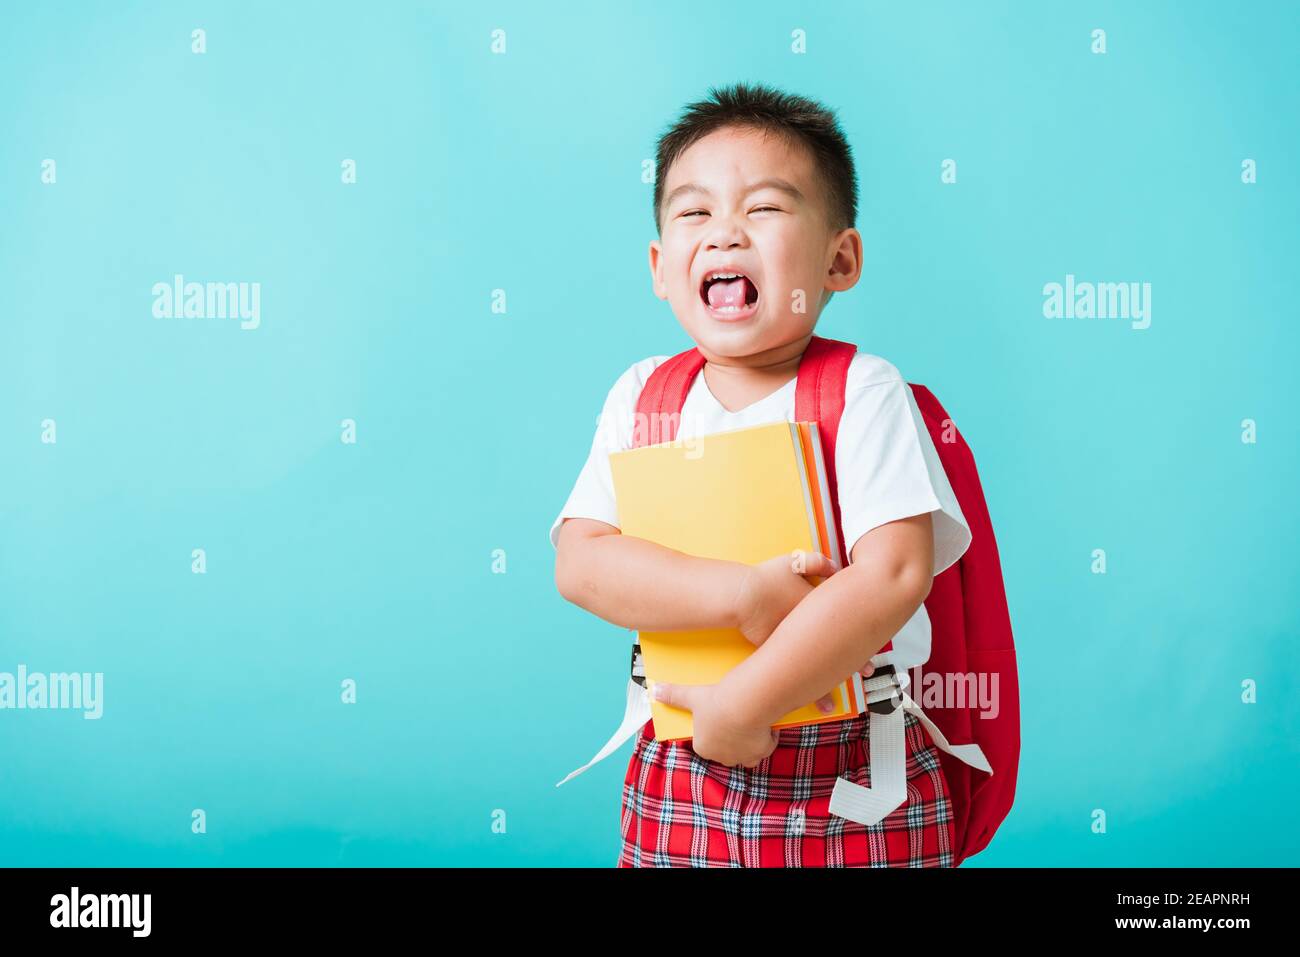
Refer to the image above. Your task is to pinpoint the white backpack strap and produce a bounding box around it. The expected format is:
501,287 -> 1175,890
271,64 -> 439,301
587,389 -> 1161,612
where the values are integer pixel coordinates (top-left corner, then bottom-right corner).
828,705 -> 909,826
828,670 -> 992,827
900,691 -> 992,774
554,676 -> 651,788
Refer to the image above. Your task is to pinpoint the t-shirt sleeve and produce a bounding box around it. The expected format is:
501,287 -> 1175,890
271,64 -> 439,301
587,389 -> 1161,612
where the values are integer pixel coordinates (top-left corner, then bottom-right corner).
834,375 -> 972,576
548,363 -> 644,550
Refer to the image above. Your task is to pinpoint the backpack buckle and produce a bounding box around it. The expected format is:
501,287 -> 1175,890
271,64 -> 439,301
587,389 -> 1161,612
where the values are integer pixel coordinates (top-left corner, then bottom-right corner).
867,694 -> 902,715
630,640 -> 646,688
864,664 -> 902,714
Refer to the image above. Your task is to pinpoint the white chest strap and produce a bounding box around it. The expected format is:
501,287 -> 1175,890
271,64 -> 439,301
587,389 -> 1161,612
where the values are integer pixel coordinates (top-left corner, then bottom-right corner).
827,669 -> 992,826
555,669 -> 990,828
554,676 -> 653,789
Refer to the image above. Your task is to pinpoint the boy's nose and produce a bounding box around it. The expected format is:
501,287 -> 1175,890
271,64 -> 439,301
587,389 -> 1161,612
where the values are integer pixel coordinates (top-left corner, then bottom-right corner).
704,211 -> 749,249
705,227 -> 748,250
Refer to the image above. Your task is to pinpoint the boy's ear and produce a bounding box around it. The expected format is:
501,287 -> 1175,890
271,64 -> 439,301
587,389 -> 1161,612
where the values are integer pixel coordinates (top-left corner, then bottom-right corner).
825,227 -> 863,296
648,239 -> 668,300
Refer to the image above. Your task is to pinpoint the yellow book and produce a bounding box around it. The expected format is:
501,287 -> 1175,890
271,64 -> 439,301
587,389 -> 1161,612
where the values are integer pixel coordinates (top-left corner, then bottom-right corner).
609,420 -> 867,742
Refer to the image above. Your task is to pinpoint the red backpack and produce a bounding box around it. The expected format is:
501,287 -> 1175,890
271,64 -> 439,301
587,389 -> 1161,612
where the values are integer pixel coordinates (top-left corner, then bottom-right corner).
633,333 -> 1020,866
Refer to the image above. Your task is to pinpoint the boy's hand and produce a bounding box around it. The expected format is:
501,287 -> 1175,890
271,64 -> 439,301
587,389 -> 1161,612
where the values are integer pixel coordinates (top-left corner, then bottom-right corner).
731,549 -> 875,715
732,549 -> 839,649
652,680 -> 778,769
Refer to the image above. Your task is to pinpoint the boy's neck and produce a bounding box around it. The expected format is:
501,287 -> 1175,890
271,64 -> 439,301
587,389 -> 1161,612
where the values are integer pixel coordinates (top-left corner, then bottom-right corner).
700,333 -> 812,413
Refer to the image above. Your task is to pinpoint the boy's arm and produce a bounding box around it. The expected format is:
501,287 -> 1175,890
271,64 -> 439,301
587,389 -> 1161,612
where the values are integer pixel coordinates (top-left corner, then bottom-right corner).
715,512 -> 935,726
554,517 -> 746,632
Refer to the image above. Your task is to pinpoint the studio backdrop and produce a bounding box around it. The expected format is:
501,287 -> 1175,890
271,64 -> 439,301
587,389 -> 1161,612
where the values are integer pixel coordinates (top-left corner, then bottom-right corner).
1,1 -> 1296,866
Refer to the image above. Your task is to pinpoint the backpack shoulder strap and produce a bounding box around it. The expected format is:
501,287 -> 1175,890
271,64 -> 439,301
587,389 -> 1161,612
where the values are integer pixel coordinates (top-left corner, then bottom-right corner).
632,347 -> 707,447
794,335 -> 856,567
792,336 -> 890,650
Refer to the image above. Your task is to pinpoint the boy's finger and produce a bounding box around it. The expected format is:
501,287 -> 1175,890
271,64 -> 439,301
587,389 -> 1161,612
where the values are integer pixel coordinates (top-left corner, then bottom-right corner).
651,681 -> 692,712
764,732 -> 780,758
811,551 -> 839,576
793,549 -> 838,580
815,694 -> 836,714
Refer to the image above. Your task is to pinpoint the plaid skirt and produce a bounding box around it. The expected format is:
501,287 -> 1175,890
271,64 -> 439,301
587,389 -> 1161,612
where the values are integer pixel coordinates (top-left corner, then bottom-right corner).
617,708 -> 955,867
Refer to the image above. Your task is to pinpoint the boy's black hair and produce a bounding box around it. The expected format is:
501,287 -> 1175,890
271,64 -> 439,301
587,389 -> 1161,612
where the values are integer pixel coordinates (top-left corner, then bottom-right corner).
652,81 -> 858,237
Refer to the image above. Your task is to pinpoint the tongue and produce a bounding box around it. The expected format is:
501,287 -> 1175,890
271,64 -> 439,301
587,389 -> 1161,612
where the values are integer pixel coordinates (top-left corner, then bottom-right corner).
707,277 -> 748,309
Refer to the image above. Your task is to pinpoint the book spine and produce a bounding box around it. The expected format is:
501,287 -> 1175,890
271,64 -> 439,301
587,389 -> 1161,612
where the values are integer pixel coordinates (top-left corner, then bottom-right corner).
851,672 -> 867,713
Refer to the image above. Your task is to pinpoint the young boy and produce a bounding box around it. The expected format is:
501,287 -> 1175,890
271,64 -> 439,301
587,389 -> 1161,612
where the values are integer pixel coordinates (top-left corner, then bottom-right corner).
551,83 -> 972,867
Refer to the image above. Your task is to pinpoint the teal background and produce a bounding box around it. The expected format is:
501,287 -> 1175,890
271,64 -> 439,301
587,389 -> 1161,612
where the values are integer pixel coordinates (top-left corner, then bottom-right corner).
1,1 -> 1296,867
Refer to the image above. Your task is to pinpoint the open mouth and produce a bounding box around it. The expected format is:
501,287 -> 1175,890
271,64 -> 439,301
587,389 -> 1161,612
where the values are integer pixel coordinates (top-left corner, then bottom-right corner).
700,269 -> 760,317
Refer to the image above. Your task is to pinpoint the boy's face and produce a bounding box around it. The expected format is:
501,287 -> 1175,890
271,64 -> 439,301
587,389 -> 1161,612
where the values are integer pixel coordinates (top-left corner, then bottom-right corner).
649,124 -> 862,363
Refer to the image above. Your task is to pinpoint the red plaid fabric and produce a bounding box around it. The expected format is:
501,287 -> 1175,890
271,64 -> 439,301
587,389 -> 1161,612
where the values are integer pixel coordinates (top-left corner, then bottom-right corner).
617,708 -> 955,867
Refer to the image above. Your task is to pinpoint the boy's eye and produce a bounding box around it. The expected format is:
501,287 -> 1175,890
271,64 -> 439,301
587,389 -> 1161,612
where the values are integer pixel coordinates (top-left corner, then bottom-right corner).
681,206 -> 778,218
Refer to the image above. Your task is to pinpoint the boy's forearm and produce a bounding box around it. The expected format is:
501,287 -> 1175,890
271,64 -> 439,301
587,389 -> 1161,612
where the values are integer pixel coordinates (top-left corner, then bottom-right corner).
557,533 -> 745,632
717,549 -> 930,727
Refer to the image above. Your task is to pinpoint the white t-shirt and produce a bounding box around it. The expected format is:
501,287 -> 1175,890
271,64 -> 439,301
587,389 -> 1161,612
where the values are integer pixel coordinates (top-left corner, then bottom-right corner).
549,348 -> 972,673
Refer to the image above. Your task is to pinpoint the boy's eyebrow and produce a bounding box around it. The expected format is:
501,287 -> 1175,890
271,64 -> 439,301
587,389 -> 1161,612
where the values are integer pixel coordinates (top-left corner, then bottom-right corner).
664,177 -> 806,207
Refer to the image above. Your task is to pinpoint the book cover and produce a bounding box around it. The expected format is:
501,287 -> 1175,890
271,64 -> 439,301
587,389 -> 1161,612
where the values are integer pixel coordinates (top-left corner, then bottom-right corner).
609,420 -> 865,741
